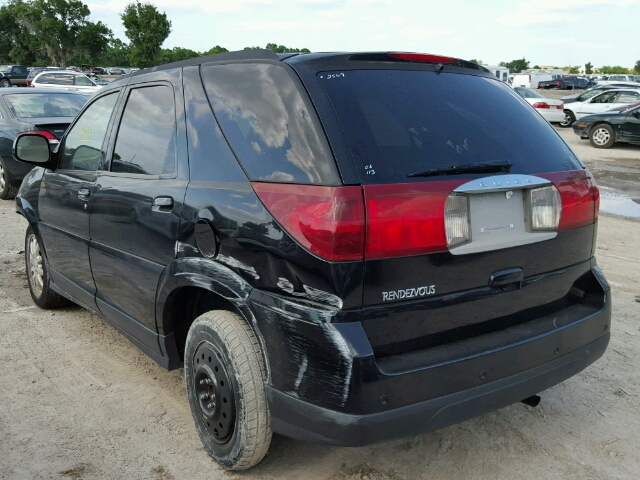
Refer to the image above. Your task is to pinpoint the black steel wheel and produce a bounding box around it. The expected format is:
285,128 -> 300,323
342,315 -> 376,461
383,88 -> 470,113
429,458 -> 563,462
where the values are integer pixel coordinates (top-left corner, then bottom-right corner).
184,310 -> 271,470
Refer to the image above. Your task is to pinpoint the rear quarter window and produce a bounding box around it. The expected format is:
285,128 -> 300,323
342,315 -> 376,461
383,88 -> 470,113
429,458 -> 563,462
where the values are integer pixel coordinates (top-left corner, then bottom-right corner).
201,63 -> 340,185
317,69 -> 582,184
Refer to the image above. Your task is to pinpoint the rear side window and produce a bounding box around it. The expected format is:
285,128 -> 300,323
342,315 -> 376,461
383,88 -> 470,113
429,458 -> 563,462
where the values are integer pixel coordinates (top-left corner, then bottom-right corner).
111,85 -> 176,176
318,70 -> 582,184
201,63 -> 340,185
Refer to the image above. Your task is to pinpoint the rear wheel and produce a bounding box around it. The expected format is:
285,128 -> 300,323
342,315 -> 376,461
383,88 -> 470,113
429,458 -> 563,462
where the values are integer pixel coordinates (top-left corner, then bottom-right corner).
184,311 -> 271,470
0,79 -> 11,88
589,124 -> 615,148
0,158 -> 19,200
559,110 -> 576,128
25,226 -> 71,308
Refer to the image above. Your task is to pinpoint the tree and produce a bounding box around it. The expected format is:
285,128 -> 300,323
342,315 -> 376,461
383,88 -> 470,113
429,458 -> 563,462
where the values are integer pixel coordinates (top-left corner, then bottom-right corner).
533,65 -> 540,69
0,1 -> 39,64
245,43 -> 310,53
97,37 -> 131,67
205,45 -> 228,55
499,58 -> 529,73
1,0 -> 110,67
634,60 -> 640,75
569,66 -> 580,74
600,65 -> 630,74
585,62 -> 593,75
468,59 -> 483,65
121,1 -> 171,68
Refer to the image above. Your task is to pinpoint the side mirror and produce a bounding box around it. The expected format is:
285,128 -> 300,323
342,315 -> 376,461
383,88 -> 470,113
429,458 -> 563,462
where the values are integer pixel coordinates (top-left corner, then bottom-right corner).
13,133 -> 57,168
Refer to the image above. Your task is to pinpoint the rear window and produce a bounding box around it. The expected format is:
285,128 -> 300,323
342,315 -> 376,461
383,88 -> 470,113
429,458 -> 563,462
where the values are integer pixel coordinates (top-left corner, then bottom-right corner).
3,93 -> 87,118
318,70 -> 582,184
201,63 -> 340,185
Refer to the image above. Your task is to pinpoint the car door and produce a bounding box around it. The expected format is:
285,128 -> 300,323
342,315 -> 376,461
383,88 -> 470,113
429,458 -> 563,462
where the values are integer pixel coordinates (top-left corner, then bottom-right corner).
612,91 -> 640,110
37,90 -> 121,310
578,91 -> 620,116
74,74 -> 99,96
621,106 -> 640,142
89,76 -> 187,349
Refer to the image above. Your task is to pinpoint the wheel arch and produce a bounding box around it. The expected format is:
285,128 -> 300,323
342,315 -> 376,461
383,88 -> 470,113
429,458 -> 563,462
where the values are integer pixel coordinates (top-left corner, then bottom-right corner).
155,257 -> 270,378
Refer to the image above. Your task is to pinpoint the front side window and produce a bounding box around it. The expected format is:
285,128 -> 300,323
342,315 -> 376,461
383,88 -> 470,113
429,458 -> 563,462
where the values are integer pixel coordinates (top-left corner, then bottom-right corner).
592,91 -> 618,103
111,85 -> 176,176
60,92 -> 118,171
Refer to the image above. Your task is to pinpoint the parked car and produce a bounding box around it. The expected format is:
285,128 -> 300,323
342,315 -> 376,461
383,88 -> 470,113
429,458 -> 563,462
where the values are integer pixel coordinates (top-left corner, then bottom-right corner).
26,66 -> 59,87
30,70 -> 103,97
537,76 -> 592,90
560,83 -> 640,104
597,75 -> 638,85
13,49 -> 609,470
572,102 -> 640,148
0,65 -> 29,88
0,89 -> 86,199
512,73 -> 553,88
513,87 -> 565,123
560,88 -> 640,127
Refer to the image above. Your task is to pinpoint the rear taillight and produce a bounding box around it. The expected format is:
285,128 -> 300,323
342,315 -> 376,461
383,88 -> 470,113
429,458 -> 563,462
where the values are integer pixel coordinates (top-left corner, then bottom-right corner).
26,79 -> 30,86
537,82 -> 541,88
557,81 -> 562,87
528,186 -> 561,231
363,180 -> 464,259
24,130 -> 59,145
539,170 -> 599,231
556,104 -> 564,109
532,102 -> 550,109
251,182 -> 365,261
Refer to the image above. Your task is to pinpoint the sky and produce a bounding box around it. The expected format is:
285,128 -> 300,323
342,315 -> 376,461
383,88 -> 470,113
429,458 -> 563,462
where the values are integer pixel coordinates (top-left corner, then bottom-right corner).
86,0 -> 640,68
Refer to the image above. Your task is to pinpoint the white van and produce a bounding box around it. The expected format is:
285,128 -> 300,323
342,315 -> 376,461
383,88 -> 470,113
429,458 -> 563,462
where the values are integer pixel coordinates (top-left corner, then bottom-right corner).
512,73 -> 554,89
483,65 -> 510,82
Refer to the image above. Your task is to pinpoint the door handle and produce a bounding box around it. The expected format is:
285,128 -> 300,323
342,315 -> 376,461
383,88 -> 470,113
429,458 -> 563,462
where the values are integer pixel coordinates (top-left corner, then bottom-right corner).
78,188 -> 90,200
152,196 -> 173,213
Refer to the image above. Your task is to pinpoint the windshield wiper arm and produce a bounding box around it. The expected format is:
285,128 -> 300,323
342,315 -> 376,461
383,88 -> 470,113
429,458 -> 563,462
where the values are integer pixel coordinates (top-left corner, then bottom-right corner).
407,160 -> 512,178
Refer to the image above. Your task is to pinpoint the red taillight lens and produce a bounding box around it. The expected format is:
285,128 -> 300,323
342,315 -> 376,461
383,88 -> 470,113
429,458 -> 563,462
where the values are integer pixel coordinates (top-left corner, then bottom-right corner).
539,170 -> 599,231
252,182 -> 365,261
532,102 -> 550,109
387,52 -> 458,63
556,104 -> 564,109
363,180 -> 464,259
557,81 -> 562,87
537,82 -> 541,88
26,79 -> 30,86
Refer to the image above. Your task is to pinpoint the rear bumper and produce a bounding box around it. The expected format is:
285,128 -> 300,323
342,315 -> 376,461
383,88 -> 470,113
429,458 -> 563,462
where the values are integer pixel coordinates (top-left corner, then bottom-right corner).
258,264 -> 611,446
268,334 -> 609,446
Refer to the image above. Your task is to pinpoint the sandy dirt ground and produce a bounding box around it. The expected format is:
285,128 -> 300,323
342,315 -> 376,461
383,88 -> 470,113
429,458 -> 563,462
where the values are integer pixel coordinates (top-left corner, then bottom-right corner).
1,123 -> 639,479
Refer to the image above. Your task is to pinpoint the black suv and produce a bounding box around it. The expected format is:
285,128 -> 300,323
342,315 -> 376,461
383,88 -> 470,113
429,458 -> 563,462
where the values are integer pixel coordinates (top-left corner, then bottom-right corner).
13,50 -> 610,470
0,65 -> 29,88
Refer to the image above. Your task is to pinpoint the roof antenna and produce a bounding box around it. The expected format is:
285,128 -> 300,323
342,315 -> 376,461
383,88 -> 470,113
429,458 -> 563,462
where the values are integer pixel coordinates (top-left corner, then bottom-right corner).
435,63 -> 444,74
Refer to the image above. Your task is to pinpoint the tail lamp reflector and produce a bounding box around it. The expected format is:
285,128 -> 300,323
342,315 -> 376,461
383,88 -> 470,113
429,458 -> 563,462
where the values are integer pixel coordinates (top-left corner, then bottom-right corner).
529,185 -> 561,230
539,170 -> 599,231
532,102 -> 550,109
251,182 -> 365,262
444,195 -> 471,247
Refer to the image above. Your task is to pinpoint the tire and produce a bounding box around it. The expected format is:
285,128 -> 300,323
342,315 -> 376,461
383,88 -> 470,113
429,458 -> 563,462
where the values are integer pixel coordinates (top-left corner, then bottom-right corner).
0,78 -> 11,88
25,226 -> 71,309
0,158 -> 19,200
559,110 -> 576,128
184,310 -> 271,470
589,124 -> 615,149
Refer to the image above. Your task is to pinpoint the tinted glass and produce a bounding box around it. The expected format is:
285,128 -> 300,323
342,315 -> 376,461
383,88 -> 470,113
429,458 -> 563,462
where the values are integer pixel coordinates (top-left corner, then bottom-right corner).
75,75 -> 94,86
53,74 -> 74,85
3,93 -> 87,118
201,63 -> 340,185
36,74 -> 56,84
319,70 -> 582,184
111,85 -> 176,176
60,92 -> 118,171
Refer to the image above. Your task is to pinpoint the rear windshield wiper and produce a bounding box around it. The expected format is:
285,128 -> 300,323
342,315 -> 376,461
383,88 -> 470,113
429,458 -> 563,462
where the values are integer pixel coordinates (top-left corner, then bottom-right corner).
407,160 -> 512,178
